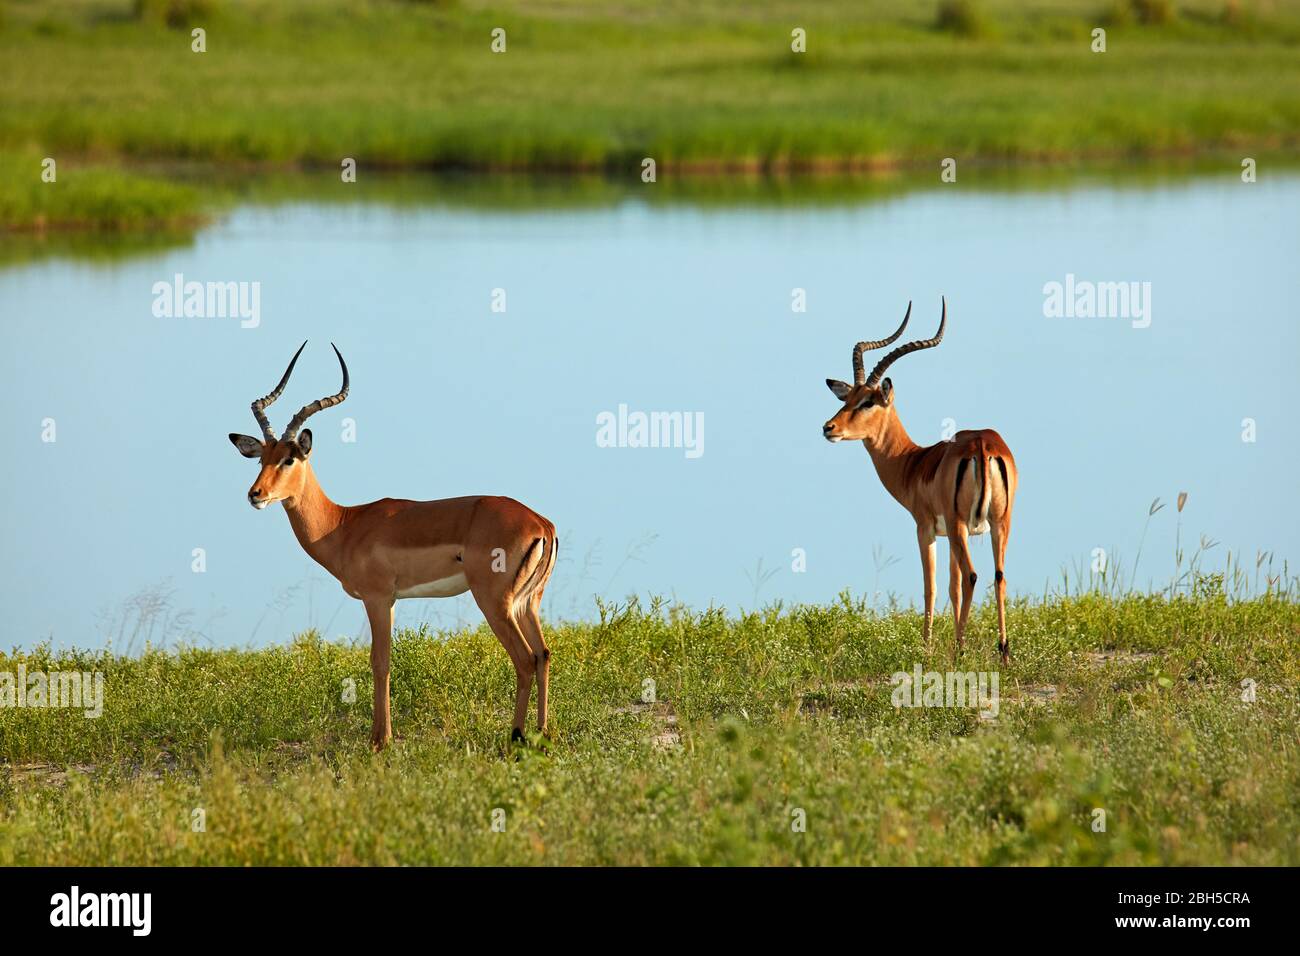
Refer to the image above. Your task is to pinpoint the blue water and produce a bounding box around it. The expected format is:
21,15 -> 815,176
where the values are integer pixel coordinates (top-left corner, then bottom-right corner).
2,174 -> 1296,650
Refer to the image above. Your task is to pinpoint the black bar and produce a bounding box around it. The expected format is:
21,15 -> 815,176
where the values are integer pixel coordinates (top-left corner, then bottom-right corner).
0,867 -> 1282,941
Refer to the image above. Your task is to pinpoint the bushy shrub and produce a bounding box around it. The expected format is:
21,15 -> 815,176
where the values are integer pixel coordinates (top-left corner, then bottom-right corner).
935,0 -> 994,38
133,0 -> 219,30
1100,0 -> 1133,25
1220,0 -> 1253,28
1130,0 -> 1175,24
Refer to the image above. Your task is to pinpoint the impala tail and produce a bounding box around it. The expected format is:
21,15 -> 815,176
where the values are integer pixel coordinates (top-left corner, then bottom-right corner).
513,533 -> 558,605
978,438 -> 993,526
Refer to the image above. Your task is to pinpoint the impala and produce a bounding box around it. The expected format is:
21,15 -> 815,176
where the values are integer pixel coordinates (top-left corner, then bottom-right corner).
228,343 -> 558,750
822,300 -> 1018,663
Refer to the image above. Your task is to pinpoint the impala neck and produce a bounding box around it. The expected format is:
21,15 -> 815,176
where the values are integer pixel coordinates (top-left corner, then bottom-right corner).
860,406 -> 923,507
282,463 -> 345,559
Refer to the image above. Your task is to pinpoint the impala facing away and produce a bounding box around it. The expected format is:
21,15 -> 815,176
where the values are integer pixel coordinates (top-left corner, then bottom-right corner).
823,300 -> 1018,663
229,343 -> 557,750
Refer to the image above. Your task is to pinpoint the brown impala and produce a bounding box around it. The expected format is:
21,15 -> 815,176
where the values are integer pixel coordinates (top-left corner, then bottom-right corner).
823,300 -> 1018,663
229,343 -> 557,750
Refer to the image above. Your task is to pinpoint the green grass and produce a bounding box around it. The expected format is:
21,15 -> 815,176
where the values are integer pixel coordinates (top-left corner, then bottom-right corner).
0,154 -> 207,231
2,589 -> 1297,865
3,0 -> 1299,174
4,0 -> 1298,230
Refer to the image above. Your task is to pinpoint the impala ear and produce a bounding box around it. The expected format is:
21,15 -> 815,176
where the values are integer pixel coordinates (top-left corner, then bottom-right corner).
295,429 -> 312,456
826,379 -> 852,401
229,434 -> 263,459
880,378 -> 894,404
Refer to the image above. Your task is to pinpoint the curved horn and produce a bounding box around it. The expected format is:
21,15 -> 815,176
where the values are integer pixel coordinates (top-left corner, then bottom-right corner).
865,297 -> 946,388
852,302 -> 911,385
251,341 -> 307,442
281,343 -> 350,442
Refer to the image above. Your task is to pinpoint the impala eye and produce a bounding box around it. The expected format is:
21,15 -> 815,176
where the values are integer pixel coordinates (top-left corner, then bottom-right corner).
281,458 -> 294,467
857,400 -> 873,410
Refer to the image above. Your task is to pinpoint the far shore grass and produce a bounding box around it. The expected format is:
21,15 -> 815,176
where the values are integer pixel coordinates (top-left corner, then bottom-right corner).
3,0 -> 1300,229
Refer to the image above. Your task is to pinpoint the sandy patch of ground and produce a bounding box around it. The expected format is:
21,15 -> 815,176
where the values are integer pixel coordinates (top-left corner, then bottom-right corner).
613,699 -> 681,750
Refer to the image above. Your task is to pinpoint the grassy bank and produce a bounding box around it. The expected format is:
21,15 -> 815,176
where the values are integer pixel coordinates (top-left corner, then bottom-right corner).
8,152 -> 1290,264
2,591 -> 1297,865
0,155 -> 207,232
4,0 -> 1299,232
3,0 -> 1299,176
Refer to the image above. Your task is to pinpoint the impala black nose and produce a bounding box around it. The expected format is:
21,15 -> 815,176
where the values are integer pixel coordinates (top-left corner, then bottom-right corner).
249,489 -> 262,500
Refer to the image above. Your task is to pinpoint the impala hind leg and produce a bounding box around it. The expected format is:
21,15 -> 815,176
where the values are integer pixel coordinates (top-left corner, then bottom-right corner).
991,516 -> 1011,664
467,534 -> 551,744
515,542 -> 554,735
364,598 -> 395,752
917,527 -> 937,647
468,579 -> 536,742
949,523 -> 977,656
517,601 -> 550,734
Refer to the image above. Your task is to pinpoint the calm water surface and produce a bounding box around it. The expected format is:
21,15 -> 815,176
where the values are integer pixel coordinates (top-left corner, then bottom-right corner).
2,173 -> 1296,649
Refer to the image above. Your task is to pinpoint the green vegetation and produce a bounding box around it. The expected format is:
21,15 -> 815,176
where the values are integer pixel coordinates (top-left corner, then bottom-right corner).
936,0 -> 999,38
2,586 -> 1297,865
0,154 -> 207,232
3,0 -> 1299,177
3,0 -> 1298,231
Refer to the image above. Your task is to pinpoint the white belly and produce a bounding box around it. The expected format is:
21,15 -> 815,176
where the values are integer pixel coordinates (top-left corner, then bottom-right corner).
934,516 -> 989,537
396,573 -> 470,599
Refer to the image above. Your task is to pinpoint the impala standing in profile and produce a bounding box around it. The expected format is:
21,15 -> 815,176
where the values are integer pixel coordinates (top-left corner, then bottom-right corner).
822,300 -> 1018,663
229,343 -> 558,750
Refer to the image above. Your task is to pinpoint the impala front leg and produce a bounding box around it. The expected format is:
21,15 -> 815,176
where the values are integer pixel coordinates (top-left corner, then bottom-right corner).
365,598 -> 394,751
917,525 -> 937,646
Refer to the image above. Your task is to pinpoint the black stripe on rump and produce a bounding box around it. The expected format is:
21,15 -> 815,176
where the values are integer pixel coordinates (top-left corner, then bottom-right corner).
954,457 -> 970,514
512,537 -> 544,594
